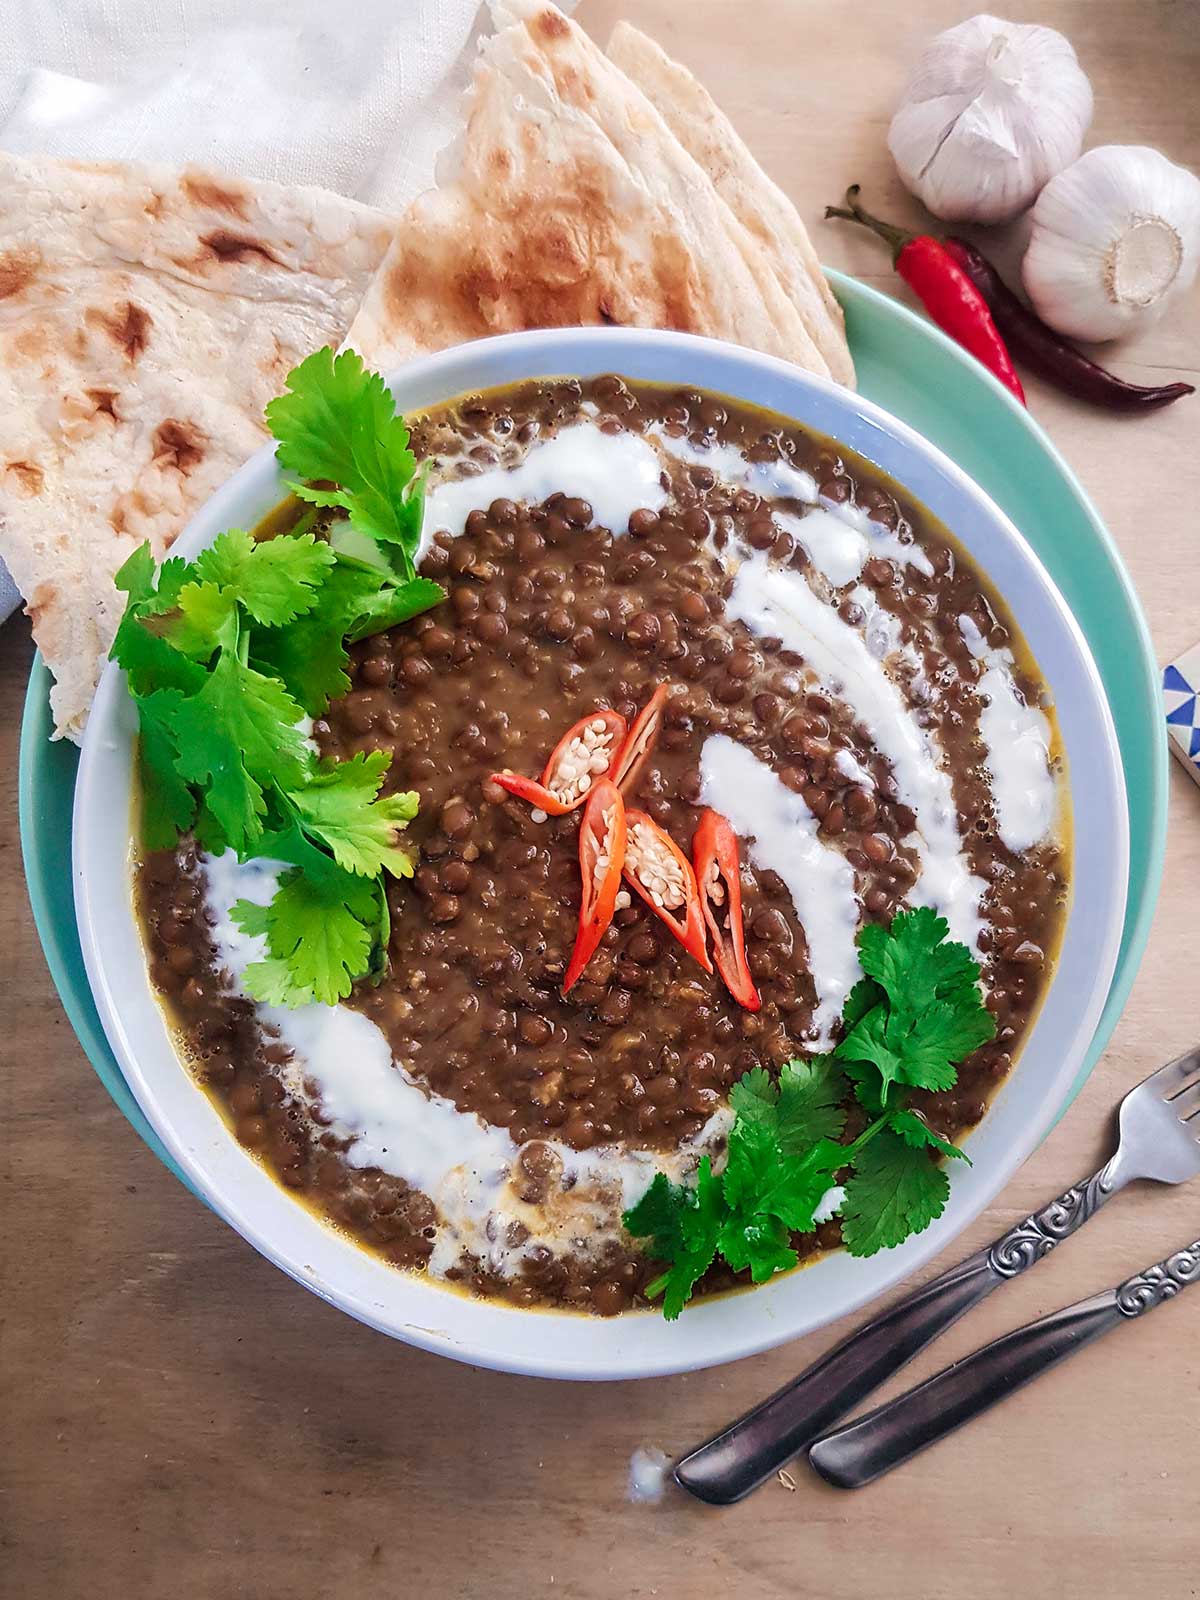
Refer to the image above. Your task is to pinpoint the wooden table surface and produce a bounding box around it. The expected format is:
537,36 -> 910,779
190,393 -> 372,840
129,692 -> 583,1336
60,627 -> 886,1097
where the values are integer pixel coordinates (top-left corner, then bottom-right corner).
3,3 -> 1198,1595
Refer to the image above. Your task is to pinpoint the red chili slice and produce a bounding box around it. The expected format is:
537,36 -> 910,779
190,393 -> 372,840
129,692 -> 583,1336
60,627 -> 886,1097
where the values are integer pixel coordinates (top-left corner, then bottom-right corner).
612,684 -> 667,797
490,708 -> 627,817
622,808 -> 712,973
693,809 -> 760,1011
562,780 -> 627,995
487,771 -> 567,815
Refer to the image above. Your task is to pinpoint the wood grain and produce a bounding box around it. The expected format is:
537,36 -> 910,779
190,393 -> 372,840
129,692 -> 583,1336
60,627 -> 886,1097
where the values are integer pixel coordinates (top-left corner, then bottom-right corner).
2,3 -> 1198,1594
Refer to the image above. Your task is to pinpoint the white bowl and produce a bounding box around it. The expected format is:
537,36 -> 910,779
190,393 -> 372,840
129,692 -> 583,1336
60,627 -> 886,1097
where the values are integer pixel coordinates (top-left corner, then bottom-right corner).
74,328 -> 1127,1381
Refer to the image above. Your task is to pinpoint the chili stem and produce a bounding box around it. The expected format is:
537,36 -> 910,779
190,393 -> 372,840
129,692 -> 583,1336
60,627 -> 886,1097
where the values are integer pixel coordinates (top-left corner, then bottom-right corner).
824,184 -> 913,263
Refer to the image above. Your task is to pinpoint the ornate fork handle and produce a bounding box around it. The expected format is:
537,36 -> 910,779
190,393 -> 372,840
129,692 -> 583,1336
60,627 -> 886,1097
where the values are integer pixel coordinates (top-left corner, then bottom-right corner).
810,1236 -> 1200,1489
987,1156 -> 1121,1275
673,1157 -> 1128,1506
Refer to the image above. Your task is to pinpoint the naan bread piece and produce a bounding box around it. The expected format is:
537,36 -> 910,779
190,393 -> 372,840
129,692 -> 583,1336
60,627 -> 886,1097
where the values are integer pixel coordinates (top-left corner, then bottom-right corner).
346,1 -> 831,379
0,155 -> 393,740
607,21 -> 855,388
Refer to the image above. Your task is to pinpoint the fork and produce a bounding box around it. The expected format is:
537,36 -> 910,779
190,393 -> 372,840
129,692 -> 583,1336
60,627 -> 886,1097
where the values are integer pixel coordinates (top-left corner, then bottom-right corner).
673,1045 -> 1200,1506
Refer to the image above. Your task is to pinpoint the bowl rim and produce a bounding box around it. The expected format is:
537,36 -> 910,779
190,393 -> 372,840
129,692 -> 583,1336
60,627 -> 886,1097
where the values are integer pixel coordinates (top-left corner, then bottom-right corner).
72,325 -> 1129,1380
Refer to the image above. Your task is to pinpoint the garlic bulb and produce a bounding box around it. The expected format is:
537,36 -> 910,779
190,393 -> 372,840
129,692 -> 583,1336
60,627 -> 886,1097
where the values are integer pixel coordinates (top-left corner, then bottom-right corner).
1022,145 -> 1200,342
888,14 -> 1093,224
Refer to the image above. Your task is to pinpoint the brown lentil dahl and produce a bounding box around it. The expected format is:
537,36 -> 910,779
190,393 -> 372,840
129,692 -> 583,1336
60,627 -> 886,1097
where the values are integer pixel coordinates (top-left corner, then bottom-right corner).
136,373 -> 1068,1317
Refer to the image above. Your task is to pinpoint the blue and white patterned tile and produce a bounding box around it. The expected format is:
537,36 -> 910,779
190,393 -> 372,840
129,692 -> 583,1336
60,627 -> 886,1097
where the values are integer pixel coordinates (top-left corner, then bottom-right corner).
1164,643 -> 1200,788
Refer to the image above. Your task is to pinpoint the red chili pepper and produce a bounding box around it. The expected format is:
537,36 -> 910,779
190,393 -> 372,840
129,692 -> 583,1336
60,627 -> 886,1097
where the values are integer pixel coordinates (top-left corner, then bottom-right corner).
622,808 -> 712,973
490,707 -> 627,816
613,684 -> 667,797
825,186 -> 1026,406
693,810 -> 760,1012
562,780 -> 627,995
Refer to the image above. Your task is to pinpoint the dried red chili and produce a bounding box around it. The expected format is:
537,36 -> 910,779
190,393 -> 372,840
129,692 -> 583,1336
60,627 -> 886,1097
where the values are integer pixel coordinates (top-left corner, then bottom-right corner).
562,780 -> 627,996
693,809 -> 760,1012
490,707 -> 627,817
943,236 -> 1195,412
825,186 -> 1027,406
622,808 -> 712,973
612,684 -> 667,797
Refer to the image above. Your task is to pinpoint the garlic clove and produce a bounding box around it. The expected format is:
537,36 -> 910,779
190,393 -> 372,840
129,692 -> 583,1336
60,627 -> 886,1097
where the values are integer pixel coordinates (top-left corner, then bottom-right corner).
1022,144 -> 1200,342
888,14 -> 1094,225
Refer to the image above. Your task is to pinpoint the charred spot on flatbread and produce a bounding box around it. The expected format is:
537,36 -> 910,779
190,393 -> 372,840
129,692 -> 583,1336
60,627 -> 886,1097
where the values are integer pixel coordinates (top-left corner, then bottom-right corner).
535,6 -> 570,40
24,578 -> 58,624
180,175 -> 250,220
152,420 -> 208,477
199,231 -> 281,267
86,388 -> 119,421
86,301 -> 153,361
0,249 -> 39,300
5,460 -> 44,496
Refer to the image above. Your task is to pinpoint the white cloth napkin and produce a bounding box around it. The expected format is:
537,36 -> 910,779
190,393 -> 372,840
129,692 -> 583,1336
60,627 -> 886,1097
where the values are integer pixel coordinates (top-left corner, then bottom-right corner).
0,0 -> 576,624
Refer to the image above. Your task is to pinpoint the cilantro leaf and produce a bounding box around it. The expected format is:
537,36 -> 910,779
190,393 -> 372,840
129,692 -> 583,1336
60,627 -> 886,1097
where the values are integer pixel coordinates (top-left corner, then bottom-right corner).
858,907 -> 984,1021
170,651 -> 308,791
840,1128 -> 951,1257
249,563 -> 442,714
250,608 -> 354,717
135,694 -> 197,848
244,865 -> 381,1006
775,1056 -> 848,1150
623,1172 -> 687,1258
193,527 -> 336,626
837,912 -> 995,1097
230,898 -> 272,938
285,753 -> 418,879
265,348 -> 424,569
723,1125 -> 845,1247
626,1160 -> 724,1321
904,998 -> 997,1074
136,557 -> 190,618
843,1055 -> 893,1115
155,580 -> 240,658
838,995 -> 994,1095
111,608 -> 207,697
728,1064 -> 780,1131
241,956 -> 320,1009
890,1108 -> 970,1163
836,1003 -> 912,1096
346,575 -> 448,643
721,1117 -> 783,1215
842,974 -> 884,1030
159,653 -> 308,855
114,542 -> 157,606
717,1212 -> 796,1283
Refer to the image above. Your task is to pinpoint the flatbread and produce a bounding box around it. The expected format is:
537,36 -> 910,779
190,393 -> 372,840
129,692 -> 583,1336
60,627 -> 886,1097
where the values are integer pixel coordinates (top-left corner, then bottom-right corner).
0,155 -> 393,740
606,22 -> 855,388
346,0 -> 832,380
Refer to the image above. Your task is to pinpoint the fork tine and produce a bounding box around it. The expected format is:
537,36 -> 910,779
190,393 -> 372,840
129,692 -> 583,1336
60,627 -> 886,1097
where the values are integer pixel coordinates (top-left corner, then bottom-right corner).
1154,1048 -> 1200,1097
1175,1081 -> 1200,1123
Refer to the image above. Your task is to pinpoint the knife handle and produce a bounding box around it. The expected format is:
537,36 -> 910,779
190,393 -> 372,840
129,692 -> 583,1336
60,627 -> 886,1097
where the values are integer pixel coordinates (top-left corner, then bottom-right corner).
809,1236 -> 1200,1490
808,1291 -> 1121,1488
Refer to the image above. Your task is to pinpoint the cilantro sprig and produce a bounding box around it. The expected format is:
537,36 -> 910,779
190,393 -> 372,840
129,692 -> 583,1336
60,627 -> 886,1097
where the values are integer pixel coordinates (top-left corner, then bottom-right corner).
113,350 -> 443,1006
624,909 -> 995,1318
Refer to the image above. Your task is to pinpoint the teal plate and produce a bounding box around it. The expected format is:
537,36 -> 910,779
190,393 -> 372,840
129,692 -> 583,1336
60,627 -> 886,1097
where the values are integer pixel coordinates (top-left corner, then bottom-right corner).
18,273 -> 1166,1183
